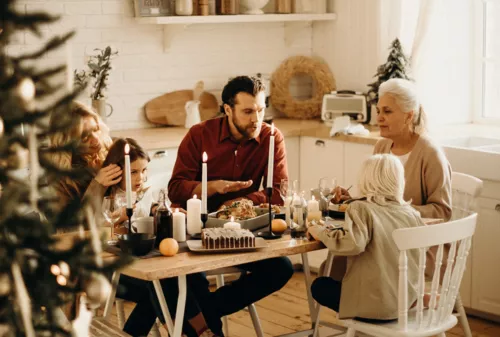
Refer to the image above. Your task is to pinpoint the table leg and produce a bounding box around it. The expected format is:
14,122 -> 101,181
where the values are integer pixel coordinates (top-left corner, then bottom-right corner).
312,251 -> 334,337
300,253 -> 316,323
153,276 -> 187,337
103,271 -> 120,320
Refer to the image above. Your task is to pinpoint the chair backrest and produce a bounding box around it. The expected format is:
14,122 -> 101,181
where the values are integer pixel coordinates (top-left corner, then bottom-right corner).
451,172 -> 483,220
391,213 -> 477,332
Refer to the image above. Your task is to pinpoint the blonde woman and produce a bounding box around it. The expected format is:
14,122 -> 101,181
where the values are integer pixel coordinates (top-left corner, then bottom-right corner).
308,154 -> 423,320
334,78 -> 452,221
49,101 -> 121,208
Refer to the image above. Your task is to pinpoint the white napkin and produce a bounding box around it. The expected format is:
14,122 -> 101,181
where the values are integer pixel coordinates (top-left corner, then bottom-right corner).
329,116 -> 370,137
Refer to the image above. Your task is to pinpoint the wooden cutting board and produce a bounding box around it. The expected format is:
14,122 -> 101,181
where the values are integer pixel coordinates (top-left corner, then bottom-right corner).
144,90 -> 220,126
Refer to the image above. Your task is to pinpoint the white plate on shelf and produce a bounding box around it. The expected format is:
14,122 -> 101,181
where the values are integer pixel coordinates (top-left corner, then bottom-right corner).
186,238 -> 269,253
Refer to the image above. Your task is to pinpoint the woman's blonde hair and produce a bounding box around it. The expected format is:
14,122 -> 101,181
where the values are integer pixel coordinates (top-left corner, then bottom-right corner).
378,78 -> 427,134
358,154 -> 407,206
49,101 -> 112,199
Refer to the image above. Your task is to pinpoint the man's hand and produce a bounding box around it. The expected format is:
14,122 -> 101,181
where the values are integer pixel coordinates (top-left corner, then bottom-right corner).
331,186 -> 352,204
210,180 -> 253,195
95,164 -> 122,187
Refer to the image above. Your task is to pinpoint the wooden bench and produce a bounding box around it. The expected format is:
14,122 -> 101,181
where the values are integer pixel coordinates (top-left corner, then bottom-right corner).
90,318 -> 131,337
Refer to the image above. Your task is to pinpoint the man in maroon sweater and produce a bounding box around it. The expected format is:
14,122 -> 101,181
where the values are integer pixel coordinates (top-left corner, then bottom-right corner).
168,76 -> 293,336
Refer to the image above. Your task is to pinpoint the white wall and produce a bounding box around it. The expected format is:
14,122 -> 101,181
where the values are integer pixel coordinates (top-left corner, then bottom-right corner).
14,0 -> 314,130
313,0 -> 473,128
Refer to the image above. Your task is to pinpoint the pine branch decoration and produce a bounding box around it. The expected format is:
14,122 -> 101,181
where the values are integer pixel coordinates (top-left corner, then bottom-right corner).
0,1 -> 130,336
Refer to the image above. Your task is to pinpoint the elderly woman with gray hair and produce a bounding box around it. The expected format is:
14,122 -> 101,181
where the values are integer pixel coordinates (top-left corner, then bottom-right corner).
334,78 -> 452,221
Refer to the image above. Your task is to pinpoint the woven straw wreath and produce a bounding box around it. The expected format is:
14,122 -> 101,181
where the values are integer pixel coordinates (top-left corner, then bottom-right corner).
270,56 -> 336,119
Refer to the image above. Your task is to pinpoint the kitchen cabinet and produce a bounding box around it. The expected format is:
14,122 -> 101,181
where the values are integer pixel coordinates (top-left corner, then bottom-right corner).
285,136 -> 300,187
470,194 -> 500,316
343,143 -> 374,197
299,137 -> 344,196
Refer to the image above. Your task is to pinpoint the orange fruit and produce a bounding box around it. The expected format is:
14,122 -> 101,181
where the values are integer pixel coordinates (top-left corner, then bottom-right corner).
159,238 -> 179,257
272,219 -> 287,233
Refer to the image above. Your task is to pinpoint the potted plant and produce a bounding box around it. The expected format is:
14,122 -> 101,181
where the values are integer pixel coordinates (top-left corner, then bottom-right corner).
74,46 -> 118,122
366,38 -> 412,125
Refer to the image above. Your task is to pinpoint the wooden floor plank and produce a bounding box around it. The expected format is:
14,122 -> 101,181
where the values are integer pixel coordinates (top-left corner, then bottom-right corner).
96,271 -> 500,337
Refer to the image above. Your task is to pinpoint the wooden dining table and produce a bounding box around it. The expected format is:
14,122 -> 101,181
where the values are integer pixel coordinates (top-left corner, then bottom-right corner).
101,232 -> 325,337
100,218 -> 443,337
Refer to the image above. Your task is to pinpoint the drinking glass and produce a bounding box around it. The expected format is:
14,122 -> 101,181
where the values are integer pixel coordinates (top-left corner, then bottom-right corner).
102,196 -> 124,241
280,179 -> 289,202
318,177 -> 337,214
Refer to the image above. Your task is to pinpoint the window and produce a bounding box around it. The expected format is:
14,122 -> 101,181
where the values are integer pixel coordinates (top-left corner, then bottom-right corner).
475,0 -> 500,122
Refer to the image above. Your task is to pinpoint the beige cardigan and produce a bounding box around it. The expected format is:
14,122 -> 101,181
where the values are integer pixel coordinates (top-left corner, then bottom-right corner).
309,200 -> 423,320
373,135 -> 452,221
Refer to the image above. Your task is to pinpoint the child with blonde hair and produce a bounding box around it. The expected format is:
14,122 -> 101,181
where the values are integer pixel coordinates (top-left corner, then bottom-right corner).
308,154 -> 423,321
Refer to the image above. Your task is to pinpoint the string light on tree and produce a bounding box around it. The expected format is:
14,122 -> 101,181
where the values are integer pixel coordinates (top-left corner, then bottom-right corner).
18,78 -> 35,101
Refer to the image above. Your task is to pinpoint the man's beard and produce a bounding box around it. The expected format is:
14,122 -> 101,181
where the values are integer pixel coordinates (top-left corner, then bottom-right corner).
232,115 -> 260,139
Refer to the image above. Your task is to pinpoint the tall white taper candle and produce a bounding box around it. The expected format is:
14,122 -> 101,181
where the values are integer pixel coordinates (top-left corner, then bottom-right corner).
266,123 -> 275,188
124,143 -> 132,208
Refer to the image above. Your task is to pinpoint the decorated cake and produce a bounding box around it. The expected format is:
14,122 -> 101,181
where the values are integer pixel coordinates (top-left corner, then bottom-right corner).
201,228 -> 256,249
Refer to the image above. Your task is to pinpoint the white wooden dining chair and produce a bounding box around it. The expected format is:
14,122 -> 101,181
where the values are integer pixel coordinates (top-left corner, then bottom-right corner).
313,213 -> 477,337
449,172 -> 483,337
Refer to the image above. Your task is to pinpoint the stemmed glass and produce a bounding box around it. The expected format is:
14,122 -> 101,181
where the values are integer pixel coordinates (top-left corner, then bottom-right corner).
102,196 -> 124,242
318,177 -> 337,215
279,179 -> 289,203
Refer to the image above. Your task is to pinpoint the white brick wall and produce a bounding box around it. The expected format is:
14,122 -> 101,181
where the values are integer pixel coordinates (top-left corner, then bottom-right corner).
16,0 -> 314,130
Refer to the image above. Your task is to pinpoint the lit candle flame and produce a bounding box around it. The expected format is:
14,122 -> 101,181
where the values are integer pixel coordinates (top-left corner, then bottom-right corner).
271,123 -> 275,135
124,143 -> 130,154
312,195 -> 315,201
203,152 -> 208,162
231,216 -> 234,222
193,194 -> 197,199
175,208 -> 179,213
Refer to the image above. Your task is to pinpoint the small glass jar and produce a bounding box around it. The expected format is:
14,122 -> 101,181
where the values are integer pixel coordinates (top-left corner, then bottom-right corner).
276,0 -> 292,14
291,192 -> 308,238
176,0 -> 193,15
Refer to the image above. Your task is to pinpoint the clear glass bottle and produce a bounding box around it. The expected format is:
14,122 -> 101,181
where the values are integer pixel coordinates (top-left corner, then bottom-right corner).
291,192 -> 308,238
154,189 -> 173,247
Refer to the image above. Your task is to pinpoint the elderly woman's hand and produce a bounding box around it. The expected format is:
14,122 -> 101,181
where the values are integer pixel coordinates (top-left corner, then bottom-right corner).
95,164 -> 122,187
331,186 -> 352,204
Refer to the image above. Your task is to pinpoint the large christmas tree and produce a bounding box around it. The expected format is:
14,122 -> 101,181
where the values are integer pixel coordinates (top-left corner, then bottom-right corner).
0,1 -> 128,336
367,38 -> 412,106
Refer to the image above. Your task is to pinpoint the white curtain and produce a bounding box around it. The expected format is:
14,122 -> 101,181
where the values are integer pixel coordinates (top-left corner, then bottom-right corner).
377,0 -> 473,128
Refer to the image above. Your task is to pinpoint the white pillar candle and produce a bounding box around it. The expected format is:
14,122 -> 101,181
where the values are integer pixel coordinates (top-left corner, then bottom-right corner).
173,208 -> 186,242
266,123 -> 275,188
187,194 -> 202,235
223,216 -> 241,229
308,195 -> 320,212
201,152 -> 208,214
124,144 -> 132,209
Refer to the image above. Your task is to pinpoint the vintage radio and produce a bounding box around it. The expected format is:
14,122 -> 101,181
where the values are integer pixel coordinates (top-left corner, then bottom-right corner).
321,91 -> 368,124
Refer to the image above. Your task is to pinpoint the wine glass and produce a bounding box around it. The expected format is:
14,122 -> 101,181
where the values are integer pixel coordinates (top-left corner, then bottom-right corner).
318,177 -> 337,214
279,179 -> 289,203
102,196 -> 123,242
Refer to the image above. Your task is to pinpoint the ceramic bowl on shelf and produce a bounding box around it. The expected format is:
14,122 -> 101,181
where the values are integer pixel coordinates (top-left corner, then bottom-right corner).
240,0 -> 270,15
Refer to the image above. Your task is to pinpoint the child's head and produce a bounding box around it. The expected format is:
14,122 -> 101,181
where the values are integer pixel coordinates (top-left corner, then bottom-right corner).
102,138 -> 150,192
358,154 -> 406,205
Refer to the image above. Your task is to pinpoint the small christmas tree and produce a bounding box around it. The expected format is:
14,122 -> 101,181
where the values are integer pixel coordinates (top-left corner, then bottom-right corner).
367,38 -> 412,106
0,1 -> 129,336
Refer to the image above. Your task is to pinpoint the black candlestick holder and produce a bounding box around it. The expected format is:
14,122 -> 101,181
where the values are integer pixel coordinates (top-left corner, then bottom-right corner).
126,208 -> 133,233
257,187 -> 282,240
190,213 -> 208,240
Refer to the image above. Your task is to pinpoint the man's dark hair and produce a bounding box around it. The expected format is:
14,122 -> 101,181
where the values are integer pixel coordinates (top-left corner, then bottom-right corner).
220,76 -> 266,114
